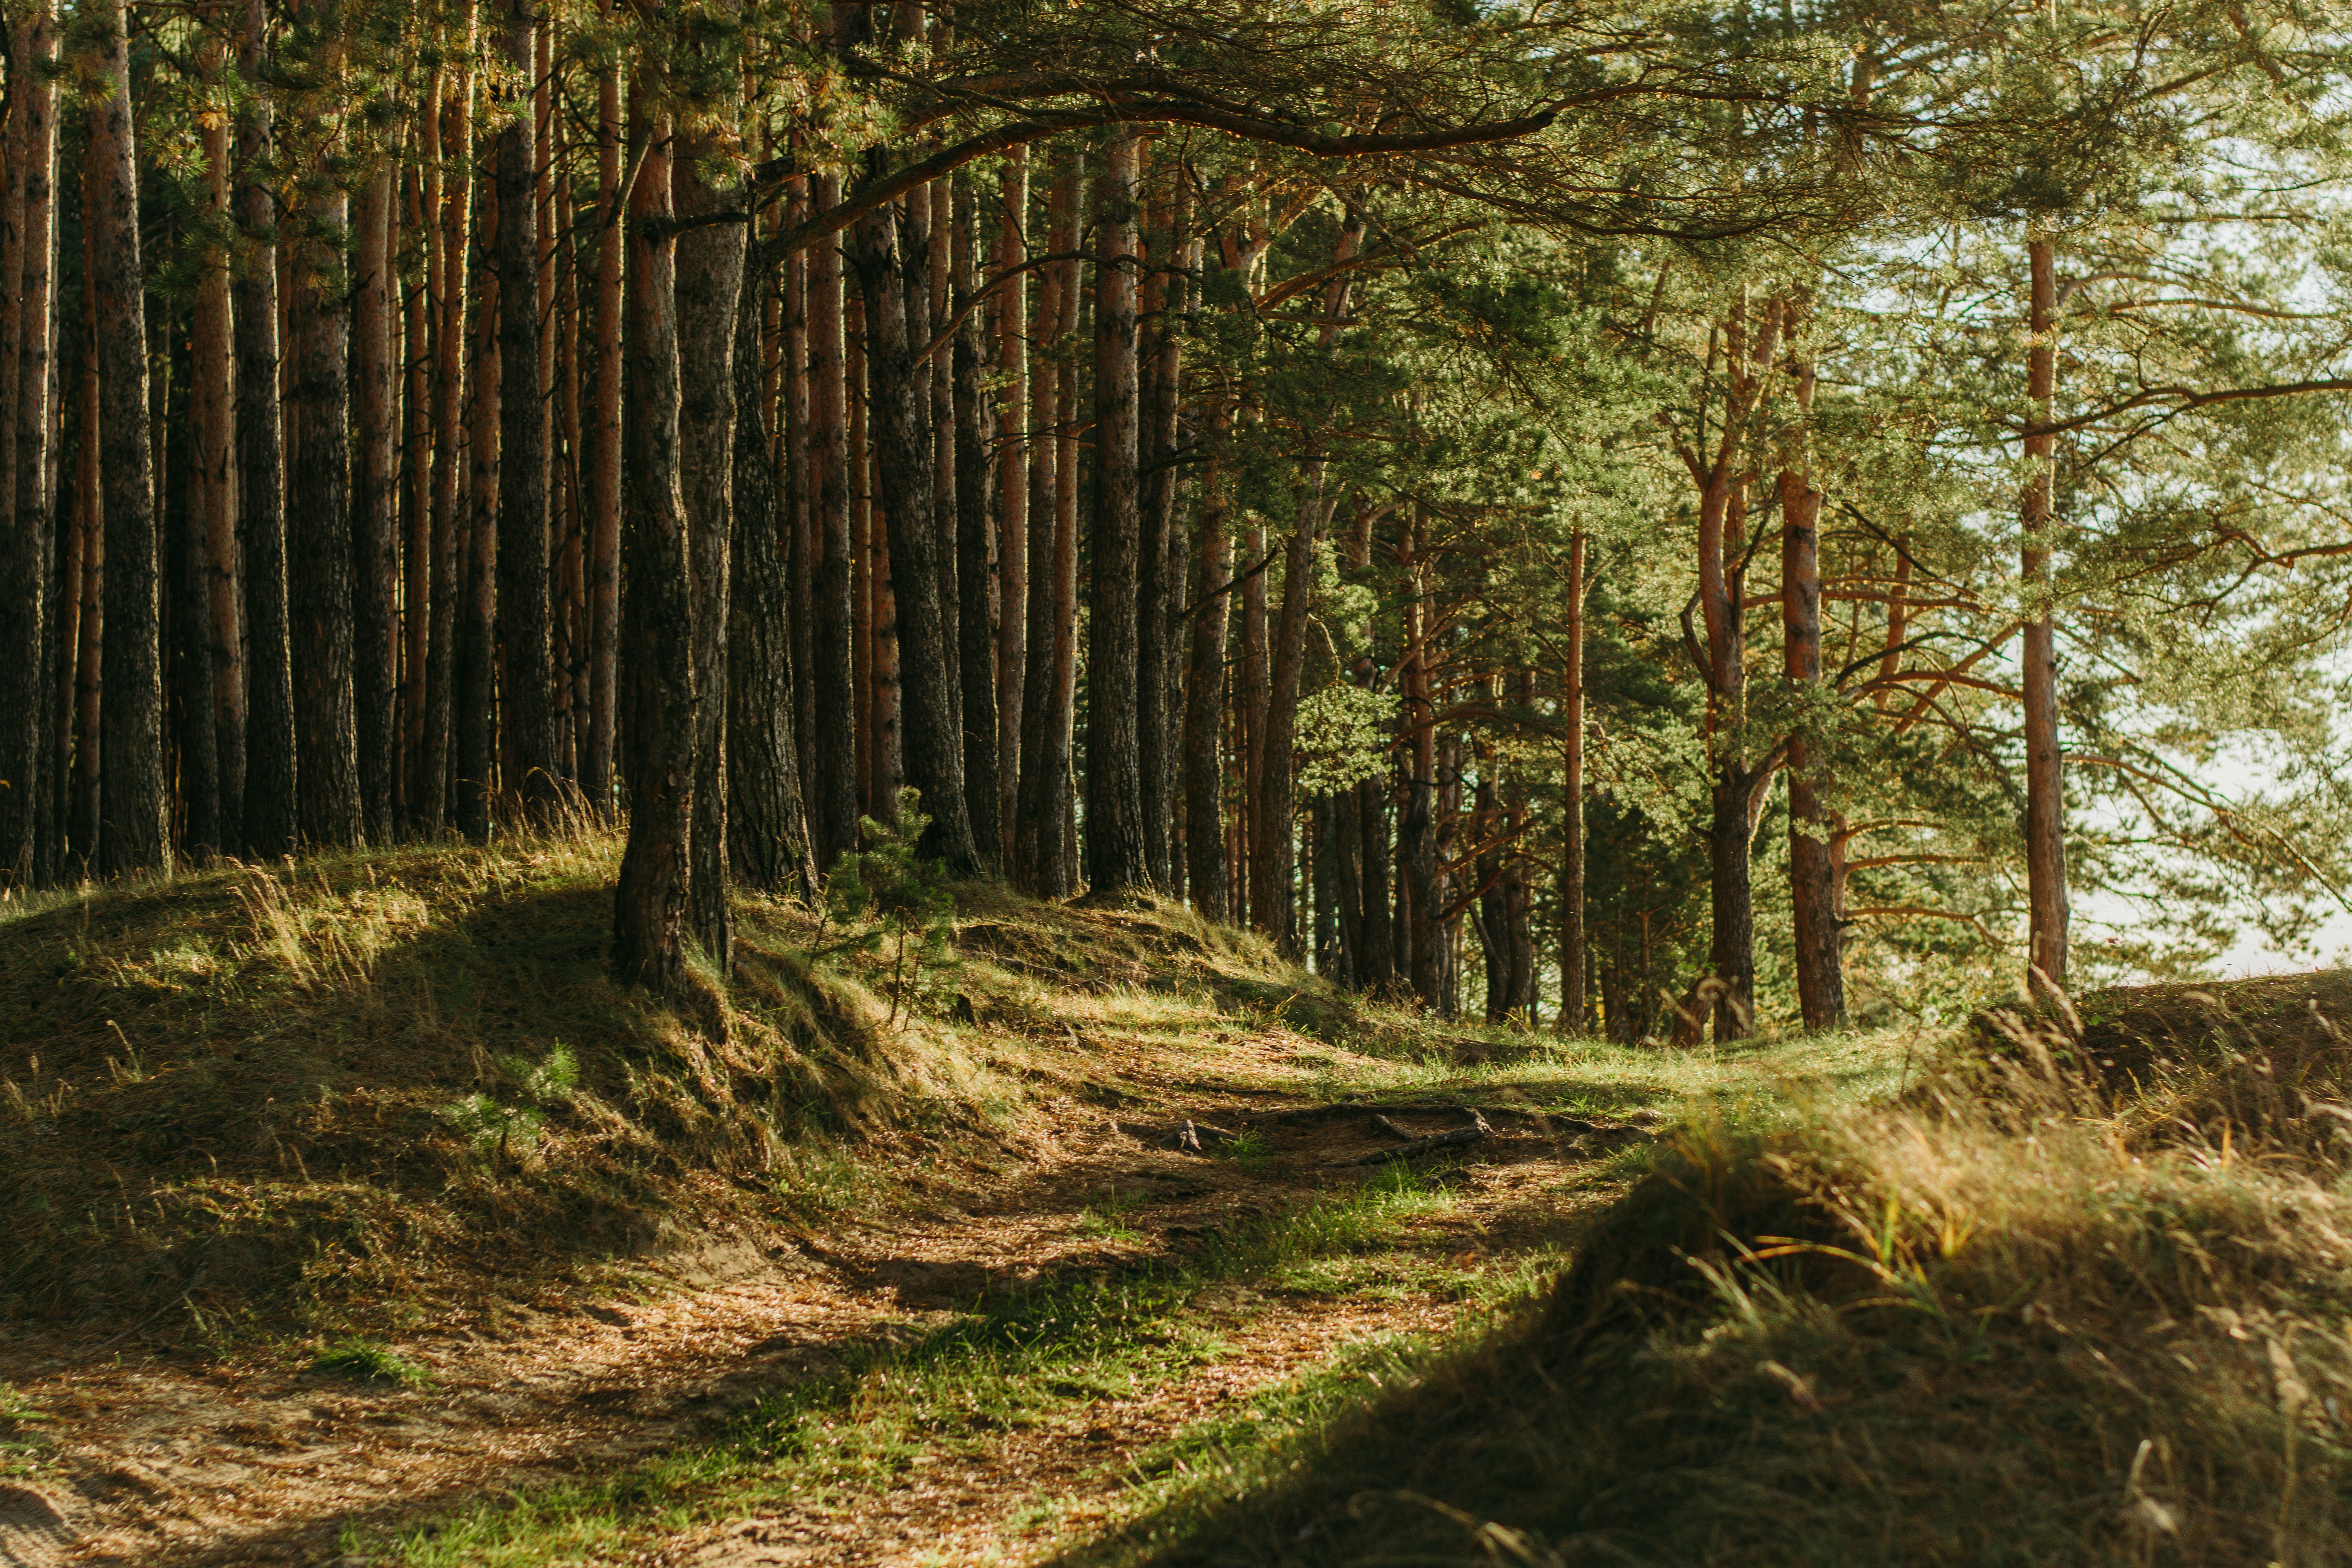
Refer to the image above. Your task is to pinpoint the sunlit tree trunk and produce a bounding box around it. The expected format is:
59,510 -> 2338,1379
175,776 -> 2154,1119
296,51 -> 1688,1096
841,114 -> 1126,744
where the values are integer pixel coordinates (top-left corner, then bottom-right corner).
808,174 -> 859,866
0,7 -> 54,884
993,148 -> 1027,870
2020,233 -> 2068,996
952,171 -> 1000,873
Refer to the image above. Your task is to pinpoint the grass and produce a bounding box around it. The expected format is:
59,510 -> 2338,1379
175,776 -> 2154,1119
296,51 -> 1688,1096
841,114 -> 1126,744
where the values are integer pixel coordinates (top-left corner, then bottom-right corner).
1058,977 -> 2352,1568
0,825 -> 1388,1342
310,1340 -> 437,1388
374,1165 -> 1458,1567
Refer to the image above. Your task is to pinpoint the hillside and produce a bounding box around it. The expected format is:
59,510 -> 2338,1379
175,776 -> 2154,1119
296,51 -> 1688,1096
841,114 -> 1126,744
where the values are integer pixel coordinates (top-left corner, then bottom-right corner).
4,836 -> 2349,1566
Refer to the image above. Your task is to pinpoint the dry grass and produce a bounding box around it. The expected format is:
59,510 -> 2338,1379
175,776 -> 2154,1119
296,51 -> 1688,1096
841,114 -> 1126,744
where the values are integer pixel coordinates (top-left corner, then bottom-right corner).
1070,974 -> 2352,1568
0,827 -> 1334,1344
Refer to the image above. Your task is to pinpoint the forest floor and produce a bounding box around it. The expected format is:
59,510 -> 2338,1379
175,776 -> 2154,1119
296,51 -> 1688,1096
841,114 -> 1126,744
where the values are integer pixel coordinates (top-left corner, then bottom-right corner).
0,837 -> 1907,1568
0,1007 -> 1721,1568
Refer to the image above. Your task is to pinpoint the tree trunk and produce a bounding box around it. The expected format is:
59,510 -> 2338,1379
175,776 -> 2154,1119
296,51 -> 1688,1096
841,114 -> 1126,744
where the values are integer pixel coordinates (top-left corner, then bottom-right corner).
1558,530 -> 1587,1034
676,120 -> 741,962
0,7 -> 52,885
807,174 -> 858,867
171,338 -> 221,862
401,165 -> 432,824
1355,768 -> 1393,990
582,28 -> 621,814
15,11 -> 55,884
852,196 -> 980,875
420,44 -> 474,835
86,0 -> 166,878
497,0 -> 554,821
2022,232 -> 2067,997
1780,333 -> 1842,1031
457,165 -> 500,840
1135,164 -> 1183,891
354,168 -> 398,843
1250,501 -> 1323,955
1014,150 -> 1079,895
784,174 -> 815,813
187,39 -> 243,856
1181,426 -> 1231,921
952,171 -> 1000,873
728,231 -> 816,899
613,91 -> 693,992
287,167 -> 361,850
1236,519 -> 1268,923
69,324 -> 102,871
993,148 -> 1027,870
1085,127 -> 1149,898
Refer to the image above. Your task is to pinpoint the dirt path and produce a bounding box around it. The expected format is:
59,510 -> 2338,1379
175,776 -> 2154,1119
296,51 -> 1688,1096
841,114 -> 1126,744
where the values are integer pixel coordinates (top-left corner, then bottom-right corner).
0,1095 -> 1628,1568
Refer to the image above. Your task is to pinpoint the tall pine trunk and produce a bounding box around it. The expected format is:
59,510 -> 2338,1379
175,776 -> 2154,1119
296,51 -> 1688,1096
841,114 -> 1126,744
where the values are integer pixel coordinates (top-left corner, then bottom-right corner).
807,175 -> 858,866
1557,530 -> 1587,1034
0,8 -> 52,885
2022,233 -> 2067,996
193,33 -> 242,852
1779,327 -> 1841,1030
420,43 -> 475,834
728,231 -> 816,898
1014,152 -> 1077,895
87,0 -> 167,877
288,167 -> 361,849
1181,423 -> 1231,921
1084,128 -> 1149,897
457,167 -> 500,840
582,29 -> 621,814
951,171 -> 1000,873
354,168 -> 398,843
676,120 -> 742,960
613,90 -> 692,990
853,195 -> 979,875
496,0 -> 554,817
993,150 -> 1027,870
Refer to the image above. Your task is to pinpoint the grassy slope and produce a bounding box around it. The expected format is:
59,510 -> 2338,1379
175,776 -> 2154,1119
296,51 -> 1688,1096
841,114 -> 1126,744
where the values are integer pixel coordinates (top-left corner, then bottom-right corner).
1069,976 -> 2352,1568
0,827 -> 1834,1346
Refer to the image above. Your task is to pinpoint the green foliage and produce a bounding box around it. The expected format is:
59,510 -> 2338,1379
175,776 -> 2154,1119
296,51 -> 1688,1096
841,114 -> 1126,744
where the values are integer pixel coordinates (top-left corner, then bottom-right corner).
817,788 -> 960,1025
309,1341 -> 435,1388
437,1043 -> 578,1156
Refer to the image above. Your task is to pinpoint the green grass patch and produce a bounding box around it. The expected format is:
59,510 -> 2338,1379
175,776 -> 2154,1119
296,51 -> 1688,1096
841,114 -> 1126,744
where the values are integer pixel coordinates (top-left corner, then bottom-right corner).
310,1340 -> 437,1388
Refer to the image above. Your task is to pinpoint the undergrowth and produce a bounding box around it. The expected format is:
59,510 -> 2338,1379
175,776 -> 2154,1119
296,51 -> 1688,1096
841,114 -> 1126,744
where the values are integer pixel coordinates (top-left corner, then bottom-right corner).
1068,979 -> 2352,1568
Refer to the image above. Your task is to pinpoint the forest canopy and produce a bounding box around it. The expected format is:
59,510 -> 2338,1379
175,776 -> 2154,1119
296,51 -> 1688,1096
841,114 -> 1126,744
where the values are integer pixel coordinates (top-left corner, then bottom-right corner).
4,0 -> 2350,1039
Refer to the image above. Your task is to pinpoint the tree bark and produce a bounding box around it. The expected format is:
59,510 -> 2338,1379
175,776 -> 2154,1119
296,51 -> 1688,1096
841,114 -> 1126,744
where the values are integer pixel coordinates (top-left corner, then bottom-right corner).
1014,150 -> 1079,895
676,120 -> 742,962
1558,530 -> 1587,1034
354,168 -> 398,843
69,320 -> 102,871
1399,508 -> 1438,1008
1085,127 -> 1149,898
1181,421 -> 1231,921
852,196 -> 980,876
457,166 -> 500,840
186,37 -> 244,856
807,174 -> 859,867
419,42 -> 475,835
496,0 -> 554,820
287,165 -> 360,850
583,26 -> 621,814
1780,331 -> 1842,1031
729,231 -> 817,899
0,7 -> 52,885
952,171 -> 1000,873
784,174 -> 815,812
993,148 -> 1027,871
86,0 -> 167,878
2022,232 -> 2067,996
613,91 -> 693,992
1136,169 -> 1189,893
